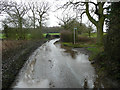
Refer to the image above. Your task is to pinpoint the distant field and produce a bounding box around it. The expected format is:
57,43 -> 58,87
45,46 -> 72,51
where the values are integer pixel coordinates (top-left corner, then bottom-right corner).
43,33 -> 60,37
81,32 -> 107,38
0,33 -> 32,40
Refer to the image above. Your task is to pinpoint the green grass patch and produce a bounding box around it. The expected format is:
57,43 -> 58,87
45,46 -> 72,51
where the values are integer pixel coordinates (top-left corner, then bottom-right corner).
80,33 -> 97,37
0,33 -> 33,40
87,47 -> 100,53
43,33 -> 60,37
80,32 -> 107,38
91,33 -> 97,37
80,33 -> 89,37
25,34 -> 32,40
87,46 -> 104,61
0,33 -> 6,39
62,42 -> 97,48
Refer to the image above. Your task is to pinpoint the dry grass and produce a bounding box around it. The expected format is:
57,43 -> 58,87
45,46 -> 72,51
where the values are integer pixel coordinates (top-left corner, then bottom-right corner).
1,40 -> 29,52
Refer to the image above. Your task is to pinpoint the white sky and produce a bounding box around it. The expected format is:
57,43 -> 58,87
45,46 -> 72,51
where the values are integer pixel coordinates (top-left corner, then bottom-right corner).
0,0 -> 110,31
0,0 -> 89,29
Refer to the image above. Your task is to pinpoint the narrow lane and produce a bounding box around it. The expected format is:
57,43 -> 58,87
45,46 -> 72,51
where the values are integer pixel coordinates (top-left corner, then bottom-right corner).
13,39 -> 96,88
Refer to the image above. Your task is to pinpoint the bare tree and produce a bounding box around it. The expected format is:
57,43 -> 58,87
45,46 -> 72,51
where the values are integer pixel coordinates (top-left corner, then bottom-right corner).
23,17 -> 32,28
4,1 -> 29,39
56,13 -> 75,30
60,0 -> 109,44
87,22 -> 94,37
28,2 -> 36,29
6,2 -> 29,29
0,0 -> 11,15
35,2 -> 50,30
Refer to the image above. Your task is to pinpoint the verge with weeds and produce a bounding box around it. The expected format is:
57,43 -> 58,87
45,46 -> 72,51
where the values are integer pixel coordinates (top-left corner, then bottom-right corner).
2,39 -> 46,89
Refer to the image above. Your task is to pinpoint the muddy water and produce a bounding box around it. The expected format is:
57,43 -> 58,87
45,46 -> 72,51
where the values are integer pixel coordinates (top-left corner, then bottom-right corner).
13,39 -> 97,88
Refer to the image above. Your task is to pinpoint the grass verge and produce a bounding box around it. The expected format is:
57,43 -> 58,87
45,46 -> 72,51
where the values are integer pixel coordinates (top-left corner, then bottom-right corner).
61,41 -> 103,61
61,42 -> 97,48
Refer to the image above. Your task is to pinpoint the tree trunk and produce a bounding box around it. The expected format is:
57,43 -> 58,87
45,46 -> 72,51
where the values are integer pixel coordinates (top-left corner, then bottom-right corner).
18,17 -> 24,39
40,16 -> 42,31
85,2 -> 105,45
33,13 -> 35,29
97,22 -> 103,44
88,31 -> 91,37
37,17 -> 42,38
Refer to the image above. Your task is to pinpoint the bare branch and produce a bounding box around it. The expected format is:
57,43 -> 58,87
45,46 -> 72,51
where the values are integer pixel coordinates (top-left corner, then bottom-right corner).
4,1 -> 29,28
28,2 -> 36,28
35,1 -> 50,28
85,2 -> 98,26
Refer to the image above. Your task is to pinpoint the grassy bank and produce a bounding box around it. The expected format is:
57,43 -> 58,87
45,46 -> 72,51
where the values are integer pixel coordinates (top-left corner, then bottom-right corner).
62,42 -> 97,48
2,39 -> 46,89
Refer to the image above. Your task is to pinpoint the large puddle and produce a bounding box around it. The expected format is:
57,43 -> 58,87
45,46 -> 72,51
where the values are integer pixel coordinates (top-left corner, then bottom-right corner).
13,39 -> 98,88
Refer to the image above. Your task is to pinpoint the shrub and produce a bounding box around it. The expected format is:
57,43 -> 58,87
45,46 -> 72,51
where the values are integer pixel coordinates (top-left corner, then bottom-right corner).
60,30 -> 73,42
104,2 -> 120,61
77,36 -> 93,43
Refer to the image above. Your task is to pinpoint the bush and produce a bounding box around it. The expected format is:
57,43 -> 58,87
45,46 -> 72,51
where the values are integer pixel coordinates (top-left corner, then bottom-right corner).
102,2 -> 120,82
104,2 -> 120,61
60,30 -> 73,42
30,29 -> 43,40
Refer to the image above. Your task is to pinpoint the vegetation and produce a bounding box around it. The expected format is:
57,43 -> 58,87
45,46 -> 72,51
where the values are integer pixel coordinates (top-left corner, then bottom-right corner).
2,27 -> 43,40
62,42 -> 97,48
58,16 -> 93,35
61,1 -> 109,44
81,32 -> 106,38
0,33 -> 6,39
42,27 -> 62,33
43,33 -> 60,37
104,2 -> 120,62
61,30 -> 73,42
78,2 -> 120,86
1,0 -> 51,40
103,2 -> 120,81
2,39 -> 46,89
60,2 -> 120,85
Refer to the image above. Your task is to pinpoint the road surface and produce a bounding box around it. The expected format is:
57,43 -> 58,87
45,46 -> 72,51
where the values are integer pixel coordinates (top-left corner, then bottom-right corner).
13,39 -> 96,88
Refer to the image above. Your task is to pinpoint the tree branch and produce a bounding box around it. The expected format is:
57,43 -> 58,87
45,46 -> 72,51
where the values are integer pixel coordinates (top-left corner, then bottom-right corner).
85,3 -> 98,26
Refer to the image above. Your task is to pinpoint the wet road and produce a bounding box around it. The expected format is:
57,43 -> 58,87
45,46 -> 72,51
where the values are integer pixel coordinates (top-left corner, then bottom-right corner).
13,39 -> 96,88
